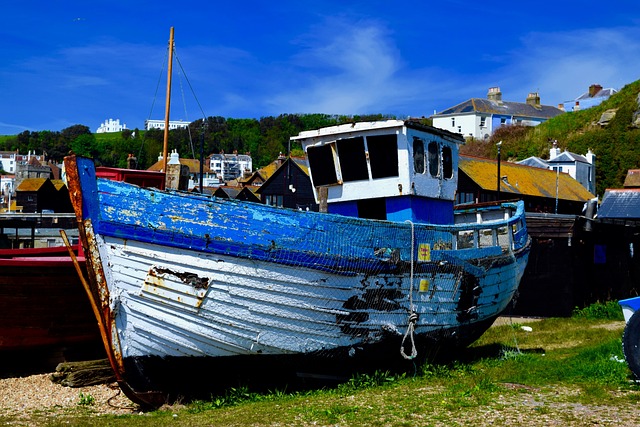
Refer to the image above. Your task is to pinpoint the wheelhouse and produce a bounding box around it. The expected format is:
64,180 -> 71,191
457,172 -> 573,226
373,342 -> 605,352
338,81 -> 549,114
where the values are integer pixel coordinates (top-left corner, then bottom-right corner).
294,120 -> 464,224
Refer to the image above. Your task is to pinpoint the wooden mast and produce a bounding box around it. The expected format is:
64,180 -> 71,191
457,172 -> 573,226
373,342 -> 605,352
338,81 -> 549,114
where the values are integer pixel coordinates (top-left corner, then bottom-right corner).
162,27 -> 175,173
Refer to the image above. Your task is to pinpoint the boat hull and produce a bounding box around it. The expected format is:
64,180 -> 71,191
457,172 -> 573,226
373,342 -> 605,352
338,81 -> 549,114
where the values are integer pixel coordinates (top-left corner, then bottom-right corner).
65,155 -> 530,407
0,247 -> 104,368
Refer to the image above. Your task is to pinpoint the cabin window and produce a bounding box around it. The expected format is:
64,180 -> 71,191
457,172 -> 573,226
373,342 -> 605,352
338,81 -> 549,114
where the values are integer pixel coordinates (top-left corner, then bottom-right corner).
367,134 -> 398,179
337,137 -> 368,182
442,146 -> 453,179
427,141 -> 439,177
307,143 -> 339,186
413,138 -> 425,174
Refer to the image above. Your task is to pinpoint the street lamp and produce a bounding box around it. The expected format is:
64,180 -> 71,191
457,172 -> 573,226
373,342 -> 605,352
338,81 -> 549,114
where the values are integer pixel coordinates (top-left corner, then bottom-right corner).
496,141 -> 502,201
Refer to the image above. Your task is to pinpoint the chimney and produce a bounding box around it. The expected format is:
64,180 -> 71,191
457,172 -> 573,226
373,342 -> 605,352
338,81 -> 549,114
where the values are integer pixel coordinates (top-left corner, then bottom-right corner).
549,140 -> 560,160
557,103 -> 565,112
589,84 -> 603,97
526,92 -> 541,107
487,87 -> 502,102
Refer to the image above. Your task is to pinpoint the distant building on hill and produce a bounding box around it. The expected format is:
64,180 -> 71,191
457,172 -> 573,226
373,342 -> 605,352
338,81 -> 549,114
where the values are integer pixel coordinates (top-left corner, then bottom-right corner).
561,84 -> 617,112
144,119 -> 190,131
97,118 -> 127,133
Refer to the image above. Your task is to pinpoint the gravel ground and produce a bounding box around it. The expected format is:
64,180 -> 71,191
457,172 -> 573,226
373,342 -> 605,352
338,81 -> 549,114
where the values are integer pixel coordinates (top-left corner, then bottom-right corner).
0,373 -> 140,421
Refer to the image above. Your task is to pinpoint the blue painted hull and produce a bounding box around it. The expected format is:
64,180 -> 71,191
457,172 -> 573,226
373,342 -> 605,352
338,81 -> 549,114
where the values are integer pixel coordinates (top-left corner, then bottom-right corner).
65,155 -> 530,407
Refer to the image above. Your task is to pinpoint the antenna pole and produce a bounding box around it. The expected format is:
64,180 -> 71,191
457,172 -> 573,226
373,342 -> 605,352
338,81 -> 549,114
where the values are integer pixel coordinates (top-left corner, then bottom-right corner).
162,27 -> 174,173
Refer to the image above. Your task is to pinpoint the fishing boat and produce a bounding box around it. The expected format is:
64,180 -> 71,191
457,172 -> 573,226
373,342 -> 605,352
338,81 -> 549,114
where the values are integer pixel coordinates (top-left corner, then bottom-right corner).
0,244 -> 102,361
64,117 -> 531,406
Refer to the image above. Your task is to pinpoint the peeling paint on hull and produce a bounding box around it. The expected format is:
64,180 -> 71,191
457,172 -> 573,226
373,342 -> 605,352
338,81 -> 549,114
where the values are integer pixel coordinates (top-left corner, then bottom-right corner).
64,155 -> 530,407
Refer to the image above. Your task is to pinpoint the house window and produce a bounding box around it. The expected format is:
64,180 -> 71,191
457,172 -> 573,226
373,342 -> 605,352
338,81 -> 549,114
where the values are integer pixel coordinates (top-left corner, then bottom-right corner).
451,118 -> 455,128
500,117 -> 506,125
456,192 -> 474,205
457,126 -> 462,133
480,117 -> 486,128
265,194 -> 283,207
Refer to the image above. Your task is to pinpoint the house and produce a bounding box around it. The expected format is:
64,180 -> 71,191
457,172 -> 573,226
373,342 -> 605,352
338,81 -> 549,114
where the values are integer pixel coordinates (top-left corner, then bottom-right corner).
256,156 -> 318,211
96,118 -> 127,133
236,186 -> 261,203
147,152 -> 219,190
15,178 -> 60,213
457,155 -> 595,214
241,155 -> 284,187
209,152 -> 253,182
50,179 -> 73,213
562,84 -> 617,112
212,186 -> 241,199
212,185 -> 261,203
432,87 -> 564,140
517,143 -> 596,194
597,189 -> 640,227
144,119 -> 190,131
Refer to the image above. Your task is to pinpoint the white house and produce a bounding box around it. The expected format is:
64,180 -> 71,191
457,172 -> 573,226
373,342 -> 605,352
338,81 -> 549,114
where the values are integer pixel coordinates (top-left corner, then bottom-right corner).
96,118 -> 127,133
517,143 -> 596,194
209,152 -> 253,182
562,84 -> 617,112
144,119 -> 190,131
432,87 -> 564,140
0,151 -> 43,174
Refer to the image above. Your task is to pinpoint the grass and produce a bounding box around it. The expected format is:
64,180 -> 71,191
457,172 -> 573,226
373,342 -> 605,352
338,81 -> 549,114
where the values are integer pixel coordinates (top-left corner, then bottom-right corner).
5,305 -> 637,426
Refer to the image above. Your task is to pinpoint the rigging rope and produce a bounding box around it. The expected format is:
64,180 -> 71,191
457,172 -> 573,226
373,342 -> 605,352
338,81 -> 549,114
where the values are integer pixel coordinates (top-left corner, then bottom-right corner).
174,48 -> 208,160
401,220 -> 418,360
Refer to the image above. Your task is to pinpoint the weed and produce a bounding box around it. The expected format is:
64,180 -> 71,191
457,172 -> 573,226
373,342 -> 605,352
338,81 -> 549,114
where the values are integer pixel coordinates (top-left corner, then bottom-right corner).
338,370 -> 399,392
572,301 -> 623,320
501,346 -> 524,360
77,392 -> 95,406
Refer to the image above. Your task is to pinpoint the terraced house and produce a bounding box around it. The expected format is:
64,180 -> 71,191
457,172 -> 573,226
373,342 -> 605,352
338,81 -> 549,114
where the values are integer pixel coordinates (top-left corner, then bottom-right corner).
432,87 -> 564,139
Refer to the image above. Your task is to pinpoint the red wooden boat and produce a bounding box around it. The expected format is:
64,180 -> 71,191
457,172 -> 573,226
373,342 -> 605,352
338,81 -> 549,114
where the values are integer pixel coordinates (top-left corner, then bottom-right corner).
0,244 -> 102,354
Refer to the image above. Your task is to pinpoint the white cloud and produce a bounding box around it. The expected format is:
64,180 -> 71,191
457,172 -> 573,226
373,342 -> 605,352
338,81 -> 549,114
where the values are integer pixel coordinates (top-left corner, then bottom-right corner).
265,18 -> 410,114
493,26 -> 640,105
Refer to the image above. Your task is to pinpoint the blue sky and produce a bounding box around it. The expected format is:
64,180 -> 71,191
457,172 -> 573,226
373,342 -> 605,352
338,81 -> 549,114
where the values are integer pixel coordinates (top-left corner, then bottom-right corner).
2,1 -> 640,135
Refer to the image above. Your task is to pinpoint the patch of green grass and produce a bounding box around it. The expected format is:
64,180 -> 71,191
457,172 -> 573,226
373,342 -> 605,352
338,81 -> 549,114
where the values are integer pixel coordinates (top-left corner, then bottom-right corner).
572,300 -> 624,320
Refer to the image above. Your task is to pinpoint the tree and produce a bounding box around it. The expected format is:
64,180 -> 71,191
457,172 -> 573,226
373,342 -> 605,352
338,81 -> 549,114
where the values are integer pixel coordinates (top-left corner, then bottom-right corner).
71,134 -> 96,158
